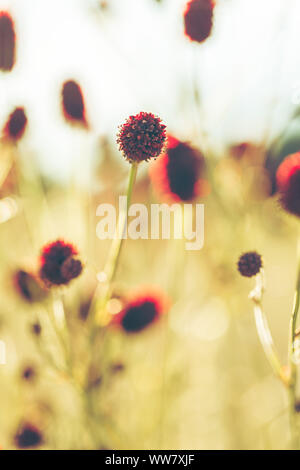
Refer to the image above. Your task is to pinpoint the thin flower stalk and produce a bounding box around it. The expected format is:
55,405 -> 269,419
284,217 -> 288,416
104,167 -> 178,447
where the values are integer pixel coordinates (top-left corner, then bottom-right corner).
249,270 -> 288,386
89,161 -> 138,328
288,236 -> 300,446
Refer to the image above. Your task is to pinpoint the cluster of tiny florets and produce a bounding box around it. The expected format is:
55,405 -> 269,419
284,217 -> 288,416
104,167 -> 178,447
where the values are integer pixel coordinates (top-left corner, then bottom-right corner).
39,239 -> 83,287
117,112 -> 166,163
237,252 -> 263,278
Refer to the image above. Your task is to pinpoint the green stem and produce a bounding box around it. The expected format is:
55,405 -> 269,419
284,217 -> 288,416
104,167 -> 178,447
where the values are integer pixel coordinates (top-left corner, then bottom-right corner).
288,236 -> 300,447
84,162 -> 138,439
88,162 -> 138,328
104,161 -> 138,289
253,303 -> 286,384
251,272 -> 287,385
51,291 -> 73,373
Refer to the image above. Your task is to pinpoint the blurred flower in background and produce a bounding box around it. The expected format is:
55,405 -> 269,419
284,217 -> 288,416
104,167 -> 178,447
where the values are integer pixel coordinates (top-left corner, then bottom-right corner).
149,135 -> 208,202
0,12 -> 15,71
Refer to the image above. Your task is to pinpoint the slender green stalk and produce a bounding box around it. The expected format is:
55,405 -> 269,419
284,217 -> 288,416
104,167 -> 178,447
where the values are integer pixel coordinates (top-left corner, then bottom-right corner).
250,271 -> 287,386
88,162 -> 138,328
84,162 -> 138,436
253,304 -> 286,383
288,236 -> 300,447
104,161 -> 138,289
51,291 -> 73,372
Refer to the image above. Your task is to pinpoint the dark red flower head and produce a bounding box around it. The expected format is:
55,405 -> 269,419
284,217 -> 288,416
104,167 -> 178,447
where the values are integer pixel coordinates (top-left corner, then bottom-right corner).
112,287 -> 170,333
39,239 -> 83,287
184,0 -> 215,43
117,112 -> 166,163
3,107 -> 27,142
149,135 -> 208,202
0,12 -> 16,71
237,252 -> 262,278
13,270 -> 48,303
61,80 -> 88,127
14,422 -> 43,449
276,152 -> 300,217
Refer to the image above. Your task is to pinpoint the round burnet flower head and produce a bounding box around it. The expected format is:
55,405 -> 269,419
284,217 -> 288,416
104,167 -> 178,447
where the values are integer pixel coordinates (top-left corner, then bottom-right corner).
237,252 -> 263,278
117,112 -> 166,163
3,107 -> 27,142
112,287 -> 170,333
184,0 -> 215,43
39,239 -> 83,287
276,152 -> 300,217
149,135 -> 208,202
14,422 -> 43,449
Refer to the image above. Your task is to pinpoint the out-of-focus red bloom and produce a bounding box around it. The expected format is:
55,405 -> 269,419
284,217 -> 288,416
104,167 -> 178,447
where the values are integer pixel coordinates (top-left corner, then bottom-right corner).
21,365 -> 37,382
61,80 -> 88,127
117,112 -> 166,163
14,422 -> 43,449
13,270 -> 48,303
2,107 -> 27,142
0,12 -> 15,71
184,0 -> 215,43
276,152 -> 300,217
39,239 -> 83,287
230,142 -> 250,160
112,287 -> 170,333
31,322 -> 42,336
149,135 -> 208,202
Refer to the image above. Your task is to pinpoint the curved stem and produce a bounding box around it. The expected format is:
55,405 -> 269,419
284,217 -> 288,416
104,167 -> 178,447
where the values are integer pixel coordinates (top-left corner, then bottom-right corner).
253,304 -> 287,384
251,272 -> 287,385
289,237 -> 300,384
288,235 -> 300,447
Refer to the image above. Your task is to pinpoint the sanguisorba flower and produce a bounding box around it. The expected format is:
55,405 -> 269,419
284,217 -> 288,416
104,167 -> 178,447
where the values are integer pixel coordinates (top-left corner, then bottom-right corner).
184,0 -> 215,43
13,270 -> 48,303
0,12 -> 15,71
2,107 -> 27,142
112,288 -> 170,333
237,252 -> 263,278
149,135 -> 207,202
39,239 -> 83,287
14,422 -> 43,449
276,152 -> 300,217
61,80 -> 88,127
117,112 -> 166,163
